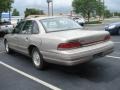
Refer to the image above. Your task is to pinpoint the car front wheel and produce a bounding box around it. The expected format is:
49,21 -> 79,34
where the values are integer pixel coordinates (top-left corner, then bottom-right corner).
32,48 -> 46,70
4,41 -> 12,54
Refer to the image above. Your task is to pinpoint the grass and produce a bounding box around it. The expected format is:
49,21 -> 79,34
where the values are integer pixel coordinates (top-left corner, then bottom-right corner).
86,20 -> 102,24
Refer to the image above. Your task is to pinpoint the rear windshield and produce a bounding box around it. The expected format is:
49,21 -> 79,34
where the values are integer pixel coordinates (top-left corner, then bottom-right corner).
40,17 -> 82,33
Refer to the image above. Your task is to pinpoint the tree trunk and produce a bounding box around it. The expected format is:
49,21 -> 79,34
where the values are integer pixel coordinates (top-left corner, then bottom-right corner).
99,16 -> 101,21
87,12 -> 90,22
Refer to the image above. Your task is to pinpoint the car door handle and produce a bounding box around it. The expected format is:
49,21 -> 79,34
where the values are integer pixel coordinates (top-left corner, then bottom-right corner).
26,37 -> 29,40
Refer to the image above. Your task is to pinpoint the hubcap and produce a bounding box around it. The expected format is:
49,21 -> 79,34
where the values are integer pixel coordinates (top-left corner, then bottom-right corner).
5,42 -> 9,52
33,51 -> 41,67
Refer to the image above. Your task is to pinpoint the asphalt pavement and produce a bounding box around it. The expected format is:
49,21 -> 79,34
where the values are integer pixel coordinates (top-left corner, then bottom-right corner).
0,18 -> 120,90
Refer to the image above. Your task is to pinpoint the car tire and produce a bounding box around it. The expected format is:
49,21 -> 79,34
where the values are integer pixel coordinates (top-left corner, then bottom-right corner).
4,40 -> 12,54
32,47 -> 46,70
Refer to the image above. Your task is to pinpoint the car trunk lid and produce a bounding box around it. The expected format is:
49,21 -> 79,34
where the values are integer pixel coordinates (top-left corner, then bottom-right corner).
45,29 -> 110,49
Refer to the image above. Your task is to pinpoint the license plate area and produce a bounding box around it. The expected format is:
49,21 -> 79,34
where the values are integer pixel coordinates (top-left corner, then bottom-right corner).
93,52 -> 103,58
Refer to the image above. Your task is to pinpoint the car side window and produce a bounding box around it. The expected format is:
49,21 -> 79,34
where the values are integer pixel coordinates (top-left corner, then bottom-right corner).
13,21 -> 25,34
20,20 -> 33,34
32,21 -> 39,34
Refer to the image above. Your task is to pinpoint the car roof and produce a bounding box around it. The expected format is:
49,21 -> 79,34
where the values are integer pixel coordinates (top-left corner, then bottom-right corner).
26,15 -> 69,21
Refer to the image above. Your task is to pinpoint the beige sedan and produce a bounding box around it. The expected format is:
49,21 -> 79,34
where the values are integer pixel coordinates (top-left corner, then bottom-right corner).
4,16 -> 114,70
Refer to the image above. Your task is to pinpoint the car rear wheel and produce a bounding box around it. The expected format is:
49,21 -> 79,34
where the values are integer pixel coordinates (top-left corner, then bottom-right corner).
32,48 -> 46,70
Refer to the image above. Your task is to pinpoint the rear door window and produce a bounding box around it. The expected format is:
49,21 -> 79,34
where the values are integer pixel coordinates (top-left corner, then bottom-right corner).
32,21 -> 39,34
20,20 -> 33,34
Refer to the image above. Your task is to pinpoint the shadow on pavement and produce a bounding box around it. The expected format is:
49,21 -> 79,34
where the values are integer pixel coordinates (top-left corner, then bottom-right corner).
6,51 -> 117,83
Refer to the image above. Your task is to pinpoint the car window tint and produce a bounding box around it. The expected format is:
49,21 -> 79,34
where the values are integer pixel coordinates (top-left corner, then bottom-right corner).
14,21 -> 25,33
32,21 -> 39,34
20,20 -> 33,34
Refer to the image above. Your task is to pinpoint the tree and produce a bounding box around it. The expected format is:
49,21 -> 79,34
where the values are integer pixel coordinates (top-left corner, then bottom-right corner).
72,0 -> 106,22
104,10 -> 112,18
0,0 -> 14,21
24,8 -> 45,17
114,12 -> 120,17
12,8 -> 20,16
72,0 -> 98,22
96,0 -> 104,20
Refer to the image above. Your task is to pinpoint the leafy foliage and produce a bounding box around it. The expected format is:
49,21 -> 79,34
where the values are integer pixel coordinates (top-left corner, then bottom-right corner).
104,10 -> 113,18
12,8 -> 20,16
24,8 -> 45,17
96,0 -> 104,18
114,12 -> 120,17
72,0 -> 105,22
0,0 -> 14,21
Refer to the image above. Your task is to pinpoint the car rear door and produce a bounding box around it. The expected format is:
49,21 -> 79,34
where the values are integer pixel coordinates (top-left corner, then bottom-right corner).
16,20 -> 33,54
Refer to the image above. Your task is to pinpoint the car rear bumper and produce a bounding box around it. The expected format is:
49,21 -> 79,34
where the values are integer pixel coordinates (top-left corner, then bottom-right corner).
42,41 -> 114,66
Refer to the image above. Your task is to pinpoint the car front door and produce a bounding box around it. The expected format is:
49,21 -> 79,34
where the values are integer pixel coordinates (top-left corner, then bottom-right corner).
8,21 -> 25,50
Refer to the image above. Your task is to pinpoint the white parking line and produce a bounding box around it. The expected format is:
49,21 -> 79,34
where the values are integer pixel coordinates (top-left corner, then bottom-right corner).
114,42 -> 120,44
106,55 -> 120,59
0,61 -> 61,90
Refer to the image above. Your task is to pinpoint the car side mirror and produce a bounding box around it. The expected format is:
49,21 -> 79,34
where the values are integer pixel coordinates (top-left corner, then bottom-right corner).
7,28 -> 14,34
12,28 -> 16,34
11,28 -> 18,34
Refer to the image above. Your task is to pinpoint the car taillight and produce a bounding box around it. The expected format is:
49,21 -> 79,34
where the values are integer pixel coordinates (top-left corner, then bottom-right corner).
104,35 -> 111,41
58,42 -> 81,50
